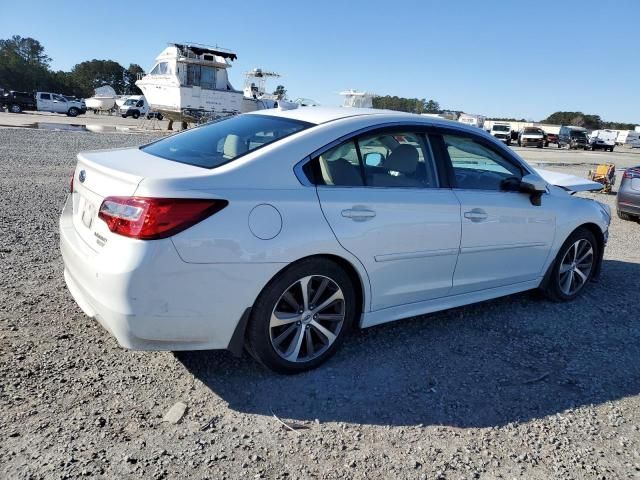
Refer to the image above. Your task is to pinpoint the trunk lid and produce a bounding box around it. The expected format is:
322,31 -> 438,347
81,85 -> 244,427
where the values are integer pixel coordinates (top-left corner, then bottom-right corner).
71,147 -> 213,251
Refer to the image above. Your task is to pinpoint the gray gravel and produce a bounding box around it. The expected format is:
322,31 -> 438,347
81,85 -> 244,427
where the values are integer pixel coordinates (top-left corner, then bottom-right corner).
1,128 -> 640,479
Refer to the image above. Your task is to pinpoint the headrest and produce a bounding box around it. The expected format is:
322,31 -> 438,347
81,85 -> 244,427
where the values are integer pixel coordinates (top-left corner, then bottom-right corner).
385,144 -> 419,174
223,134 -> 246,159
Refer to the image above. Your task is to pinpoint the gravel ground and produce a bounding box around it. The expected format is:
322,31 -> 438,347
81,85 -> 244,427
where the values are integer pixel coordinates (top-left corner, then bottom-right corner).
1,128 -> 640,480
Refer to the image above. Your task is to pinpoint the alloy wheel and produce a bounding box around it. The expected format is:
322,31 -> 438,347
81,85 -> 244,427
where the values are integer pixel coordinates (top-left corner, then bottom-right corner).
269,275 -> 345,363
558,239 -> 594,296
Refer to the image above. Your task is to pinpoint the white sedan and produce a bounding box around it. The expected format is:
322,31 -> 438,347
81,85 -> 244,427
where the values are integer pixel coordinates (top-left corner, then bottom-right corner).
60,107 -> 611,373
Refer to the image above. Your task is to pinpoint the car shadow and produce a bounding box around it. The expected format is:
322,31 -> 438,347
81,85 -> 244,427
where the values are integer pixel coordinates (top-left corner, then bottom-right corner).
176,259 -> 640,428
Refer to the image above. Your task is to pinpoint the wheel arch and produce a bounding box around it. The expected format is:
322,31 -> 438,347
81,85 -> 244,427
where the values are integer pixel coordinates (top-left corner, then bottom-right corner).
227,253 -> 368,357
541,221 -> 605,289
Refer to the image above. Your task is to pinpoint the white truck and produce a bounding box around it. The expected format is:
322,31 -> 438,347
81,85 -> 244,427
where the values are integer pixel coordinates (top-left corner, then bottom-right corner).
589,130 -> 617,152
36,92 -> 86,117
458,113 -> 486,129
119,95 -> 150,119
489,123 -> 512,145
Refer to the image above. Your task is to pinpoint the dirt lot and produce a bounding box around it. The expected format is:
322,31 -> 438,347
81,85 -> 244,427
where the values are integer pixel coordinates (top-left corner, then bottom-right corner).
1,126 -> 639,479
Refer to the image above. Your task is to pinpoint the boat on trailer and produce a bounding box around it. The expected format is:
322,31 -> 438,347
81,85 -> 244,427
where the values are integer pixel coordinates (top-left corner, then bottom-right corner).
135,43 -> 282,123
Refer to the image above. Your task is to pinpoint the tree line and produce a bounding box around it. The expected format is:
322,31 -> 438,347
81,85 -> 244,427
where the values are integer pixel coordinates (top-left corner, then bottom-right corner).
0,35 -> 144,98
372,95 -> 440,114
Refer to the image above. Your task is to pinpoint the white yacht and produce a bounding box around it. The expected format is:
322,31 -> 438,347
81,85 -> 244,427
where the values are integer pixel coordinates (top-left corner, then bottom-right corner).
136,43 -> 280,122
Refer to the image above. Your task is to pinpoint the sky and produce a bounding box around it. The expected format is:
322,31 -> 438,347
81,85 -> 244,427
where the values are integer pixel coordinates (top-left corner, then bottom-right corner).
1,0 -> 638,123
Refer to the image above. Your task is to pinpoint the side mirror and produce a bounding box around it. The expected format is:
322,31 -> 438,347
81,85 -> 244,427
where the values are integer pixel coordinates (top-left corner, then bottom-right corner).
520,173 -> 547,206
520,173 -> 547,193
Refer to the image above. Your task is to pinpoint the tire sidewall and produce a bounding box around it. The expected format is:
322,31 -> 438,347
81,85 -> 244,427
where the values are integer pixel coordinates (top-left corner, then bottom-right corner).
246,259 -> 357,374
68,108 -> 78,117
547,228 -> 598,301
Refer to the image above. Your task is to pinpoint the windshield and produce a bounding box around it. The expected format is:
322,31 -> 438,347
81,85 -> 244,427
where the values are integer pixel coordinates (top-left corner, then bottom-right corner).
523,129 -> 543,135
142,114 -> 312,168
571,132 -> 587,139
492,125 -> 510,132
124,98 -> 137,105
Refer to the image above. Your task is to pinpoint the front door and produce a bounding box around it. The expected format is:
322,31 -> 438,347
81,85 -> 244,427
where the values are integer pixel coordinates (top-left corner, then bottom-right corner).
312,129 -> 461,311
438,133 -> 556,294
52,94 -> 68,113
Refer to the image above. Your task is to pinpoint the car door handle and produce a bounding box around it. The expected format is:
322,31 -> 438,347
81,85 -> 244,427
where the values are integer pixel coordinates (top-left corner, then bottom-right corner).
341,208 -> 376,221
464,209 -> 488,222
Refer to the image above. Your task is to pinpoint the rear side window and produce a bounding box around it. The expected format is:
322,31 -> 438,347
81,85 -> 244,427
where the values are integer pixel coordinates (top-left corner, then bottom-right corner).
40,93 -> 51,100
141,114 -> 312,168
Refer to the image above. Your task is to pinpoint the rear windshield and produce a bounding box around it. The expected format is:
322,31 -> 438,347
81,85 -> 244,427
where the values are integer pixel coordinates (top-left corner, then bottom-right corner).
142,114 -> 312,168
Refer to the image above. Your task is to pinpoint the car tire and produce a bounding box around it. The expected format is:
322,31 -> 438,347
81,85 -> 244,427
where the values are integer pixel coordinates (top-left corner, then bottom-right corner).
537,143 -> 543,149
617,209 -> 634,221
67,108 -> 79,117
245,258 -> 357,374
610,147 -> 614,152
9,104 -> 22,113
157,114 -> 163,121
132,111 -> 140,119
557,143 -> 561,149
542,227 -> 598,302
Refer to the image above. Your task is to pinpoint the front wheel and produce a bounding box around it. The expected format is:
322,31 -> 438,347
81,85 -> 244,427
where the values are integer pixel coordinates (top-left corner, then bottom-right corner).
246,259 -> 356,374
9,104 -> 22,113
67,108 -> 79,117
542,228 -> 598,302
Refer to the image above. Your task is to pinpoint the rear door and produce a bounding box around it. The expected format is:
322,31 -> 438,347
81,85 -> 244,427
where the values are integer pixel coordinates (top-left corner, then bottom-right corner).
312,129 -> 461,311
38,92 -> 53,112
435,132 -> 556,294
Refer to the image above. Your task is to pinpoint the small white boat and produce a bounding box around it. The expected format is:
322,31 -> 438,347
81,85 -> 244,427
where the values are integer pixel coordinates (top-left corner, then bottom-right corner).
85,85 -> 117,112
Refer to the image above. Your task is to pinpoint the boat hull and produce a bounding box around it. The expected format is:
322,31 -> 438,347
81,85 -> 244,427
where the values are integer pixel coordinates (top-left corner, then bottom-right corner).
85,97 -> 115,111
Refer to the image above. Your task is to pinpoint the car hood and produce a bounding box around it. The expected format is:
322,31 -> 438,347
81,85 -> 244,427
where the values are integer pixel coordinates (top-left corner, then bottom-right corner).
534,168 -> 603,192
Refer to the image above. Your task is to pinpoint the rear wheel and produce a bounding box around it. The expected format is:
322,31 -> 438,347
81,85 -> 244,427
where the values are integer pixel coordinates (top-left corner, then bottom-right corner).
9,104 -> 22,113
246,258 -> 356,374
132,111 -> 140,119
542,228 -> 598,302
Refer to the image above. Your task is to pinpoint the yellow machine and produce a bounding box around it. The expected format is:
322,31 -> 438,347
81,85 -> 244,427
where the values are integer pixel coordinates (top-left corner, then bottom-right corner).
588,163 -> 616,193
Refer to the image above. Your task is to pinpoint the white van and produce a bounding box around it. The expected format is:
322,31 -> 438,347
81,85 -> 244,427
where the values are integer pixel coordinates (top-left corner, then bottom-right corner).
490,123 -> 511,145
119,95 -> 149,119
589,130 -> 617,152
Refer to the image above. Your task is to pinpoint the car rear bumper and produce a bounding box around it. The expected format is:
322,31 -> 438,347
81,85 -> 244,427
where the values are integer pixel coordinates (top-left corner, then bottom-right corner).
617,191 -> 640,215
59,195 -> 283,351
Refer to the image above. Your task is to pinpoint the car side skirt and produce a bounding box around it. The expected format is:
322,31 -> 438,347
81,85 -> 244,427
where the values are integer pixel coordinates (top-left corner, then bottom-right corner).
361,278 -> 541,328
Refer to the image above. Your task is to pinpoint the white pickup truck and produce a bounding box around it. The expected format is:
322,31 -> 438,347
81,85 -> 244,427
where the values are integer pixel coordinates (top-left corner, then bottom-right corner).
36,92 -> 86,117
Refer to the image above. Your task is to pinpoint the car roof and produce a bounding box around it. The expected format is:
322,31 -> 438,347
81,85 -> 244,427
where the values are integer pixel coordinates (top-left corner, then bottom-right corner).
246,106 -> 473,130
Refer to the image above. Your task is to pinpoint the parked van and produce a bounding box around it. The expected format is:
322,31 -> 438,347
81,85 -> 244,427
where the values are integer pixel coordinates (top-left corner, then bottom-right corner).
558,125 -> 589,150
36,92 -> 86,117
490,123 -> 511,144
589,130 -> 617,152
119,95 -> 149,119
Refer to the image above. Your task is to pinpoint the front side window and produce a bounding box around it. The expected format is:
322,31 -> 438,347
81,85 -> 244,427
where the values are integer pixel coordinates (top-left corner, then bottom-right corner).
52,94 -> 66,102
443,134 -> 523,191
307,130 -> 438,188
142,114 -> 311,169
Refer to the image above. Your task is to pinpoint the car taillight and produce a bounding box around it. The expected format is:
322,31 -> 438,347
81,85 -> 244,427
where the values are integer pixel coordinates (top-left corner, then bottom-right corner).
98,197 -> 228,240
623,168 -> 640,179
